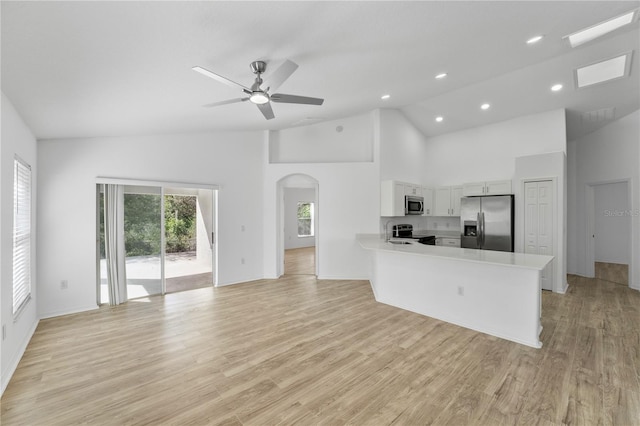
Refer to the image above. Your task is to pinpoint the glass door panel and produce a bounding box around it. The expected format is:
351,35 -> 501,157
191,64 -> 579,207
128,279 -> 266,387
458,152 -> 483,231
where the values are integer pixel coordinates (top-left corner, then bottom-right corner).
98,187 -> 108,304
124,186 -> 163,299
164,188 -> 213,292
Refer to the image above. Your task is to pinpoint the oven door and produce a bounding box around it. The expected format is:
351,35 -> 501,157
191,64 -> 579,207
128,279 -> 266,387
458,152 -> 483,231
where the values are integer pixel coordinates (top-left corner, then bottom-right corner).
405,196 -> 424,215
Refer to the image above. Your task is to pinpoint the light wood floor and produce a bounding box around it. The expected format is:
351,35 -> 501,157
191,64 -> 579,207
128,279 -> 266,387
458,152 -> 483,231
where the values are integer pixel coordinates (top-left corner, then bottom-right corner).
2,274 -> 638,425
595,262 -> 629,286
284,247 -> 315,275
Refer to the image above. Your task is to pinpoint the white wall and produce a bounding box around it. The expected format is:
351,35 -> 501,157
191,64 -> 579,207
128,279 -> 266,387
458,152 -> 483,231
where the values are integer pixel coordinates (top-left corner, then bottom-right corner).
284,188 -> 316,249
568,110 -> 640,290
269,113 -> 374,163
264,112 -> 380,280
1,93 -> 39,395
378,109 -> 430,183
593,182 -> 630,264
36,131 -> 265,318
421,109 -> 567,186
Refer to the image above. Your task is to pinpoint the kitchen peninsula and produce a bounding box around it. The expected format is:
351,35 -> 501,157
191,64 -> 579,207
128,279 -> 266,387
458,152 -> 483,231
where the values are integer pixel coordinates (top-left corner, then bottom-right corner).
357,234 -> 553,348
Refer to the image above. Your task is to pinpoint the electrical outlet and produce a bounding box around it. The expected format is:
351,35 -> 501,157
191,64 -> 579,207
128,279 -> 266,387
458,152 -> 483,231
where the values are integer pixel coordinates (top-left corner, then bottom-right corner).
241,225 -> 245,232
61,280 -> 69,290
457,286 -> 464,296
241,258 -> 245,265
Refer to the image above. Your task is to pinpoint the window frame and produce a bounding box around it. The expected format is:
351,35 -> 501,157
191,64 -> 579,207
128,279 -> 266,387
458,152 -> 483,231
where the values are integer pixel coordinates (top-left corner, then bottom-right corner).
297,201 -> 314,238
13,155 -> 32,318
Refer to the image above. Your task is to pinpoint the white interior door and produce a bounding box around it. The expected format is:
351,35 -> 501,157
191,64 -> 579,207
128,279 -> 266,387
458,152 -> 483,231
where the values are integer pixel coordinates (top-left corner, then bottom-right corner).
524,180 -> 554,291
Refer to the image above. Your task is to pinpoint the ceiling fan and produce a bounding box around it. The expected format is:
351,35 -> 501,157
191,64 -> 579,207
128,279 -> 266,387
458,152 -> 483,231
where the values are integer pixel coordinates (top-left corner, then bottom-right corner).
192,59 -> 324,120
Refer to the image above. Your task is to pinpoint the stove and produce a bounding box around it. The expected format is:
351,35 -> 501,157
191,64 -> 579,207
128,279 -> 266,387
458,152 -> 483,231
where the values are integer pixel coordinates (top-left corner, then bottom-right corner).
391,224 -> 436,245
392,224 -> 413,238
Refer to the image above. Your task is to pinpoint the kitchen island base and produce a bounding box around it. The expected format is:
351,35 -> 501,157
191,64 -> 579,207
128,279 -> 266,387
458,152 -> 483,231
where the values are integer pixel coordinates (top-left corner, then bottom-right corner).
359,235 -> 553,348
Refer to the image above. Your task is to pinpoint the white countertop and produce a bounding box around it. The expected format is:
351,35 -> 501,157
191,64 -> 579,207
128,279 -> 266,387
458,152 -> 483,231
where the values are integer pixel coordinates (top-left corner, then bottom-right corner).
357,234 -> 553,271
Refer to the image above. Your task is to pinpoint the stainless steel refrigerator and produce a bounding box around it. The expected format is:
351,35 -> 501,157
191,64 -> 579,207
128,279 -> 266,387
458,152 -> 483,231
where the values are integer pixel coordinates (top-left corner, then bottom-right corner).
460,195 -> 514,252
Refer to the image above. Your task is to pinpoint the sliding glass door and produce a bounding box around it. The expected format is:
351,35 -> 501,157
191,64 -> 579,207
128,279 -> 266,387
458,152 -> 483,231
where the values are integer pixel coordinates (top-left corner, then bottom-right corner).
98,183 -> 216,305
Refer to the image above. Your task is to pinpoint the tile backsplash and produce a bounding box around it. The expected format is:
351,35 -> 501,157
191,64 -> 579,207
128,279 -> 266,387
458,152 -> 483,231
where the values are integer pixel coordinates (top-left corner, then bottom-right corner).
380,215 -> 459,235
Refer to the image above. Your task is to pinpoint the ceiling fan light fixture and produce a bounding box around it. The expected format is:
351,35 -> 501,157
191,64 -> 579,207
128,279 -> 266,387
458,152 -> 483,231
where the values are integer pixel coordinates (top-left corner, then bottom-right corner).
249,92 -> 270,104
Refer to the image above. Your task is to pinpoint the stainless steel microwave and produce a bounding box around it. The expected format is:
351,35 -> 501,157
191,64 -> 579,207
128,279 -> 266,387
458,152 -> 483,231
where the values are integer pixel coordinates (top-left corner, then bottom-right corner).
405,195 -> 424,215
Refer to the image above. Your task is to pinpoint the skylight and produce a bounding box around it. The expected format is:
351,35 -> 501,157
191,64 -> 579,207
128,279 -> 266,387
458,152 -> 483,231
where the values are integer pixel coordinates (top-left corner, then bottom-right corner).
565,10 -> 637,47
575,53 -> 632,88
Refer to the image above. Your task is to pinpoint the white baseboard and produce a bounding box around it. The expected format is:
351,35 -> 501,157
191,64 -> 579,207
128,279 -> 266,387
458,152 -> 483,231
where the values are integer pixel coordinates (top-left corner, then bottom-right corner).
215,276 -> 265,287
1,319 -> 39,396
39,304 -> 99,320
316,275 -> 370,280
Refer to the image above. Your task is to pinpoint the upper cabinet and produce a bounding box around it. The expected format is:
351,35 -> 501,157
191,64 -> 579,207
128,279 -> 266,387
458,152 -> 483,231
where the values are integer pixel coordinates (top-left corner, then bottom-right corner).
381,180 -> 405,217
462,180 -> 512,196
422,187 -> 434,216
434,186 -> 463,216
404,184 -> 422,197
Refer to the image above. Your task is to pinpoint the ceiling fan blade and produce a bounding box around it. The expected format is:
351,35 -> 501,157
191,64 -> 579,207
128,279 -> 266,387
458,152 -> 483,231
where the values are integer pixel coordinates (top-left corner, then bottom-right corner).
270,93 -> 324,105
192,66 -> 251,93
262,60 -> 298,92
202,98 -> 249,108
257,102 -> 275,120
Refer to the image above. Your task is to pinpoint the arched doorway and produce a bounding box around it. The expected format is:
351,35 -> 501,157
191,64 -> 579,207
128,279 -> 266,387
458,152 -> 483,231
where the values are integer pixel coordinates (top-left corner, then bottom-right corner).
276,174 -> 319,277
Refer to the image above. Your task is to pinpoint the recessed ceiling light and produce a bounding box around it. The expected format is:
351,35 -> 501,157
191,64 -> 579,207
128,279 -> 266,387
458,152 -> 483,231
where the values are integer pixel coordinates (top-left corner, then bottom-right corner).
551,84 -> 563,92
480,103 -> 491,110
435,73 -> 448,79
381,94 -> 391,100
435,116 -> 444,122
575,53 -> 632,88
564,10 -> 637,48
526,35 -> 544,44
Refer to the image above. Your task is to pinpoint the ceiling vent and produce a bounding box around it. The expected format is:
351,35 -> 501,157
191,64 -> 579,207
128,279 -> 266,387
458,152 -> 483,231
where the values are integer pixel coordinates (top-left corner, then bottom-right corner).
581,107 -> 616,123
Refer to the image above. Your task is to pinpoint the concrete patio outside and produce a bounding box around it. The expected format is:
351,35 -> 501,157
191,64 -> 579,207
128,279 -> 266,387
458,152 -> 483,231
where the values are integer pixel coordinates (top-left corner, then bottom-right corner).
100,251 -> 213,302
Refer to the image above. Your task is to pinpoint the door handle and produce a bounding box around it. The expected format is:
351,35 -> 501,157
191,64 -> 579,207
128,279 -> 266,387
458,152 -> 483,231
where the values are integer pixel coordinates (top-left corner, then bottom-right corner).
476,212 -> 481,248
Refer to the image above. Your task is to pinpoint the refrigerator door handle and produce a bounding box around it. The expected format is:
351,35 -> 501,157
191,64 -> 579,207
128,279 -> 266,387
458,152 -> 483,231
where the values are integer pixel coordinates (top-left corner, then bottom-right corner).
476,212 -> 481,248
481,212 -> 486,248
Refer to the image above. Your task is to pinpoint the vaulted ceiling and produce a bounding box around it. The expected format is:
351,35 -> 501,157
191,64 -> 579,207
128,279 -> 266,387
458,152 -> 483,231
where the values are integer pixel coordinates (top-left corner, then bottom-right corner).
2,1 -> 638,141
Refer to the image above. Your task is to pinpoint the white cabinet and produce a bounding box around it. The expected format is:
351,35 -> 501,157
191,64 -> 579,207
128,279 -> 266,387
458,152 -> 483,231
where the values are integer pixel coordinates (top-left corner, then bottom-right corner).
434,186 -> 463,216
422,187 -> 434,216
463,180 -> 512,196
436,237 -> 460,247
462,182 -> 485,196
451,186 -> 463,216
404,184 -> 422,196
381,180 -> 405,217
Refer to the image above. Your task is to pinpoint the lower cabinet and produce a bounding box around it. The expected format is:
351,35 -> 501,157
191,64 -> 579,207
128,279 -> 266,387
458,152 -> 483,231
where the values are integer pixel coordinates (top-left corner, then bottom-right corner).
436,237 -> 461,247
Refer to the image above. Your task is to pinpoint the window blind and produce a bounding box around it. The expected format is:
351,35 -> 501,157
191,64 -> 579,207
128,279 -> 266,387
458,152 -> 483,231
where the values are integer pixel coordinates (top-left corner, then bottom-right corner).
13,157 -> 31,315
